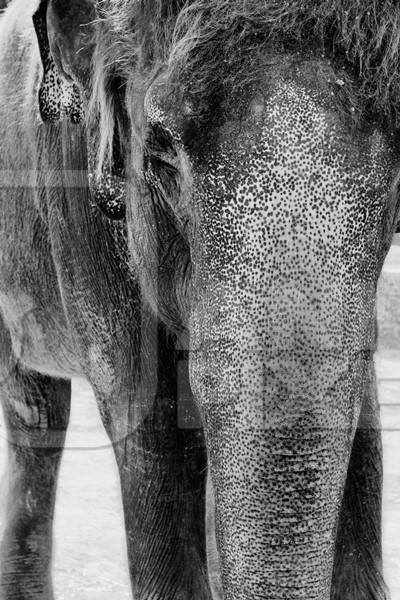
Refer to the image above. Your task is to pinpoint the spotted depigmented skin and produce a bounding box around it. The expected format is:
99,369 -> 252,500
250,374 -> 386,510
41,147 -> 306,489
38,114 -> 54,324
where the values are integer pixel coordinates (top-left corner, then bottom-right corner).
184,80 -> 398,599
88,169 -> 126,220
38,62 -> 83,124
33,0 -> 83,123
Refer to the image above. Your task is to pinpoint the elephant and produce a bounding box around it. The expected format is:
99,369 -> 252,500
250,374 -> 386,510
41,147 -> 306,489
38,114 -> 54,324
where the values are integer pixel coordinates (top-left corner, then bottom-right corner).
0,0 -> 399,599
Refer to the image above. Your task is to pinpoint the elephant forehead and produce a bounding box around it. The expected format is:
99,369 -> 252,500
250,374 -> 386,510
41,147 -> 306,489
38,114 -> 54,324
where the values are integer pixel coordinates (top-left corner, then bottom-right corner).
199,81 -> 391,223
194,81 -> 395,284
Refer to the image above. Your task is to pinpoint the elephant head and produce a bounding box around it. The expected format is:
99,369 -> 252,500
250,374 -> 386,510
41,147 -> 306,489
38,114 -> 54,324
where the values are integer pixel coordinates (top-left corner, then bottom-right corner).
33,1 -> 400,598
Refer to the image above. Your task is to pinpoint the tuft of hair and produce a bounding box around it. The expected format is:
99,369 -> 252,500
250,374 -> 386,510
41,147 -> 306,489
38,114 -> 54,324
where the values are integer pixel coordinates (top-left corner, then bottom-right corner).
89,0 -> 184,172
168,0 -> 400,125
90,0 -> 400,170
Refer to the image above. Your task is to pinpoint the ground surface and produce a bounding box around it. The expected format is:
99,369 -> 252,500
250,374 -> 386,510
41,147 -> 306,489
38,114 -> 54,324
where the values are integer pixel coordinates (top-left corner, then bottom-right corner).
0,245 -> 400,599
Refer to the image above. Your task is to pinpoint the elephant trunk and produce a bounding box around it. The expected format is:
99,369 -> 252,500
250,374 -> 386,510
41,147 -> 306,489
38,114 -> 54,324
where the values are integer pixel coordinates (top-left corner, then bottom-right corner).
187,200 -> 378,598
189,283 -> 371,599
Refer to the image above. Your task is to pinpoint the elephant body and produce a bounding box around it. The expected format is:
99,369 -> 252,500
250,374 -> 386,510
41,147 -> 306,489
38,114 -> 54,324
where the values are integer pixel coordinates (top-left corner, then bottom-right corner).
0,3 -> 210,599
0,1 -> 399,599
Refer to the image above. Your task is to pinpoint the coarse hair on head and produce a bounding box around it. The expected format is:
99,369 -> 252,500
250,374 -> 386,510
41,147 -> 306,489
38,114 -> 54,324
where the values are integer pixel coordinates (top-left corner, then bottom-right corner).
89,0 -> 400,172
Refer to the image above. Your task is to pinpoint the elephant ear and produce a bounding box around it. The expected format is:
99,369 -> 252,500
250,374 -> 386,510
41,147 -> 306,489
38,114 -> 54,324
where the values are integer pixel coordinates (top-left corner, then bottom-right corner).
33,0 -> 127,220
32,0 -> 84,123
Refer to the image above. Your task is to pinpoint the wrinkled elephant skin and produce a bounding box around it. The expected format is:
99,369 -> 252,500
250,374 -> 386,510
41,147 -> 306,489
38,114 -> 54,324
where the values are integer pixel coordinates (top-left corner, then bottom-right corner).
0,1 -> 399,600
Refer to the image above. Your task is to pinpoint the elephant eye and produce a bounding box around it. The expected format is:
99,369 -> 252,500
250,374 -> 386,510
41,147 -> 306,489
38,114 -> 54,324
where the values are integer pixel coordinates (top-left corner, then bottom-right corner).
143,123 -> 181,203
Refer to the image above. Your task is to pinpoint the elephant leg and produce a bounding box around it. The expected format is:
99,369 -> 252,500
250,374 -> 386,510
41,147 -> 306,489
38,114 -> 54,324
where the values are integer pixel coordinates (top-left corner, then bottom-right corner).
114,423 -> 210,600
331,364 -> 387,600
0,364 -> 70,600
92,325 -> 211,600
